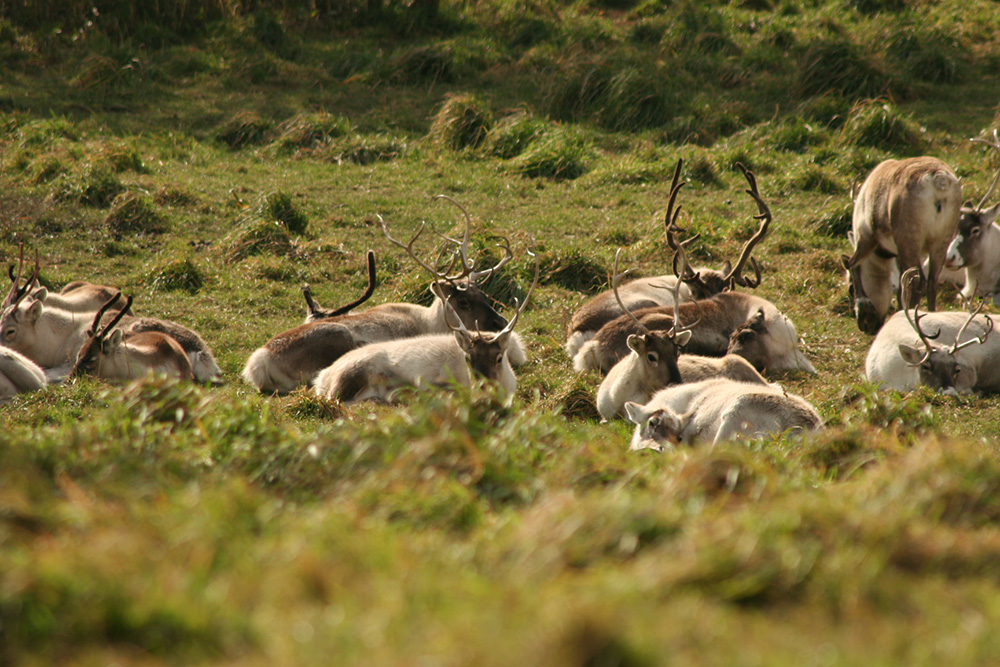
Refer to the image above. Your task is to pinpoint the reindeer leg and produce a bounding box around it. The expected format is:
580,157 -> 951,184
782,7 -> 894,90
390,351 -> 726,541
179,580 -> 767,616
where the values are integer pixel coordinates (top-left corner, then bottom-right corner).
844,231 -> 888,334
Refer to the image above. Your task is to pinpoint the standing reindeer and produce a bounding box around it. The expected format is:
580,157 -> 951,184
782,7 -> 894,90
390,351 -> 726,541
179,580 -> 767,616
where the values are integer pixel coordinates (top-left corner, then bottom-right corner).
242,197 -> 525,394
865,268 -> 998,395
624,378 -> 821,450
944,131 -> 1000,304
596,248 -> 695,421
313,245 -> 538,403
566,162 -> 771,357
71,294 -> 194,381
843,156 -> 962,334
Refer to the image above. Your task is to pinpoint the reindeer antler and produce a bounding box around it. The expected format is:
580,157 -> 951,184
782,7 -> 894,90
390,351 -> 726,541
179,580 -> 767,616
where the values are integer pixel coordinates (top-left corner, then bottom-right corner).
88,292 -> 125,337
493,236 -> 539,339
611,248 -> 652,337
971,129 -> 1000,211
950,298 -> 994,354
304,250 -> 377,319
723,163 -> 771,290
900,268 -> 940,364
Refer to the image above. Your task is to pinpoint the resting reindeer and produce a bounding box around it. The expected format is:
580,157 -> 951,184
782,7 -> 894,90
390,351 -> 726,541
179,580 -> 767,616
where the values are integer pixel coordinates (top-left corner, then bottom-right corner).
1,268 -> 221,383
944,131 -> 1000,304
6,246 -> 121,314
843,156 -> 961,334
574,239 -> 814,375
71,294 -> 194,382
865,268 -> 998,395
302,250 -> 377,323
624,378 -> 821,451
567,162 -> 771,357
242,197 -> 525,394
596,248 -> 696,421
314,246 -> 538,403
0,346 -> 46,401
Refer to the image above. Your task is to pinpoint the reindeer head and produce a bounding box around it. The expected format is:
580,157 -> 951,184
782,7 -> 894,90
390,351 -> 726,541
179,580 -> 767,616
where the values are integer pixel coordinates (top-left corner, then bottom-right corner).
946,130 -> 1000,272
381,196 -> 513,333
727,308 -> 769,371
896,268 -> 991,395
624,401 -> 681,451
613,247 -> 697,386
71,292 -> 131,377
445,238 -> 539,383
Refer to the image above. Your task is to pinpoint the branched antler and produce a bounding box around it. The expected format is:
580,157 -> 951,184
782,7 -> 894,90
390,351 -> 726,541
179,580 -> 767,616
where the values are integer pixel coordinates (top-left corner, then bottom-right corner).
971,129 -> 1000,211
723,163 -> 771,290
900,268 -> 940,364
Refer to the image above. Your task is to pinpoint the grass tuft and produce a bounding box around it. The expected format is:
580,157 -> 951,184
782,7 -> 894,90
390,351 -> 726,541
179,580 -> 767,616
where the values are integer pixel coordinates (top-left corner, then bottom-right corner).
506,127 -> 594,180
429,92 -> 493,151
144,255 -> 206,294
841,99 -> 925,155
485,110 -> 548,160
51,165 -> 125,208
104,192 -> 169,238
536,247 -> 607,291
256,191 -> 308,235
797,40 -> 895,101
217,111 -> 273,149
273,112 -> 350,153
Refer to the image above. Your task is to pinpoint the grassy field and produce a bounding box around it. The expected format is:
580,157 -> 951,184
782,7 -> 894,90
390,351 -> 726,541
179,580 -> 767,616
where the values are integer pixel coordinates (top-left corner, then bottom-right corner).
3,0 -> 1000,663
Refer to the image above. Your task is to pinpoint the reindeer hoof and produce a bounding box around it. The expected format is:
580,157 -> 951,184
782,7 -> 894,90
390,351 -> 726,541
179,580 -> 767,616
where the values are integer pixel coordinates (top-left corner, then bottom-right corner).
855,299 -> 883,335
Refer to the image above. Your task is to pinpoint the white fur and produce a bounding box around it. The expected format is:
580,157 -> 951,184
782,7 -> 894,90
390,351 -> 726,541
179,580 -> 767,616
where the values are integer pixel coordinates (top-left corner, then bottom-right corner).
865,309 -> 1000,394
313,333 -> 516,403
0,346 -> 46,401
944,203 -> 1000,304
624,378 -> 820,450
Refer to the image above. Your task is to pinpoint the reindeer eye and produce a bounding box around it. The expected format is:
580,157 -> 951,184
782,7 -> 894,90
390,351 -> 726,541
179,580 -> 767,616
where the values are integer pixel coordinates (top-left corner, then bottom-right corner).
3,328 -> 14,340
496,354 -> 504,365
646,352 -> 659,363
971,227 -> 981,237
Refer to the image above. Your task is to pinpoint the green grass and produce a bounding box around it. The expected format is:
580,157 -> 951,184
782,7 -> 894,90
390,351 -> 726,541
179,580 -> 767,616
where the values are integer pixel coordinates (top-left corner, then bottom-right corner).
3,0 -> 1000,663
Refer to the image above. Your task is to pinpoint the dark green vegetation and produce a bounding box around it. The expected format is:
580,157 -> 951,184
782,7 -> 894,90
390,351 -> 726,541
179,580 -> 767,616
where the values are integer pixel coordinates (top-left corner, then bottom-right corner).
3,0 -> 1000,663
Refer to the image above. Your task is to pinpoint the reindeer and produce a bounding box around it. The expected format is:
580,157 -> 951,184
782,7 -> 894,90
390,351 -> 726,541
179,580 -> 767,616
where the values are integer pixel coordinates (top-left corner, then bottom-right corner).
944,130 -> 1000,304
624,378 -> 821,451
71,294 -> 194,382
313,246 -> 538,403
6,247 -> 121,314
596,249 -> 696,421
0,346 -> 46,401
573,234 -> 814,375
865,268 -> 999,395
1,268 -> 221,383
566,161 -> 771,357
843,156 -> 962,334
242,197 -> 525,395
302,251 -> 377,323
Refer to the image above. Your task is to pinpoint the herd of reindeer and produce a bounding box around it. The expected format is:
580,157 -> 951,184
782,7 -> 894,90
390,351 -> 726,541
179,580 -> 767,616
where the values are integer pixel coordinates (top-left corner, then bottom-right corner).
2,129 -> 1000,450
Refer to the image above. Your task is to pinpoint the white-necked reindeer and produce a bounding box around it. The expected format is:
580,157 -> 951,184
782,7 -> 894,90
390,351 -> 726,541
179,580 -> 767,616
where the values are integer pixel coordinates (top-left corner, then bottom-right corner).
71,294 -> 194,381
313,245 -> 538,403
866,268 -> 998,395
0,346 -> 46,401
302,251 -> 377,323
843,156 -> 962,334
242,197 -> 526,395
566,162 -> 771,357
596,249 -> 696,421
944,131 -> 1000,304
624,378 -> 821,451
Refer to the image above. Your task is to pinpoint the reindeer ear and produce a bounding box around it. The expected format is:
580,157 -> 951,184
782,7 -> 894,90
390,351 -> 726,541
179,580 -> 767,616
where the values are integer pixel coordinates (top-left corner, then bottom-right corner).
108,329 -> 124,349
898,344 -> 925,365
453,329 -> 473,352
32,287 -> 48,302
721,260 -> 732,275
675,330 -> 693,347
26,299 -> 42,323
429,282 -> 446,300
493,330 -> 511,351
623,401 -> 648,425
983,202 -> 1000,225
626,334 -> 646,354
750,308 -> 766,327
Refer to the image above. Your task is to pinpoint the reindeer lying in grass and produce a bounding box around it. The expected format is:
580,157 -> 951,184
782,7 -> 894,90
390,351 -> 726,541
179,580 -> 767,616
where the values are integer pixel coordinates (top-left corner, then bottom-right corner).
1,260 -> 221,384
624,378 -> 821,451
6,246 -> 121,314
567,162 -> 771,357
243,197 -> 526,394
866,268 -> 998,395
71,294 -> 194,382
314,244 -> 538,403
